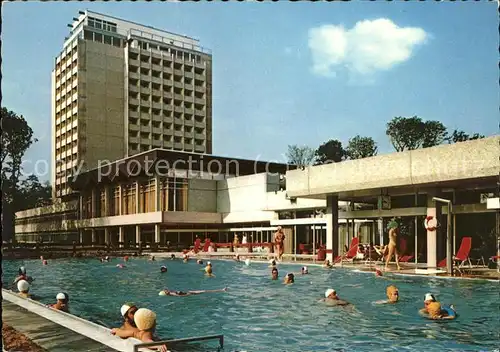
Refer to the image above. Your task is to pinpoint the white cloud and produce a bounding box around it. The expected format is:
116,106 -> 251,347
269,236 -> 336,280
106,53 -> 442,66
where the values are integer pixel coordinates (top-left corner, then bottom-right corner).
308,18 -> 427,78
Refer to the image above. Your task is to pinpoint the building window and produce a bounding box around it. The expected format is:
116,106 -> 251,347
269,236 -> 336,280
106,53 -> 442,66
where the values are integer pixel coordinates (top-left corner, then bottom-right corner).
83,193 -> 92,219
139,179 -> 155,213
122,183 -> 137,215
99,188 -> 106,217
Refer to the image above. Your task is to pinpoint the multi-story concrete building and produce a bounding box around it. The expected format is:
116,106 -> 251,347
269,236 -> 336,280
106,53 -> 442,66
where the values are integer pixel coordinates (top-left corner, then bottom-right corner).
52,10 -> 212,199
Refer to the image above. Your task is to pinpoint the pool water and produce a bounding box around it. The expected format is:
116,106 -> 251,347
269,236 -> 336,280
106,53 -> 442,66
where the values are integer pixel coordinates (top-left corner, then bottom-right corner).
3,258 -> 499,351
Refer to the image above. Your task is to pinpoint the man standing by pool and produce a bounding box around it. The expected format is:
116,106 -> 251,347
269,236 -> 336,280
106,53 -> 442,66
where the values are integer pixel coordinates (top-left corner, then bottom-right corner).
274,226 -> 285,261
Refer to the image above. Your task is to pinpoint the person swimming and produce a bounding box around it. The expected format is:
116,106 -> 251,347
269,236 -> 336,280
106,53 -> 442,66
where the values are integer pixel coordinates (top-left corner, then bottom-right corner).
42,259 -> 48,265
183,254 -> 189,262
160,266 -> 167,273
245,258 -> 251,266
271,267 -> 279,280
284,273 -> 294,284
117,264 -> 126,268
197,259 -> 204,265
13,267 -> 34,285
170,254 -> 176,260
375,285 -> 399,304
159,287 -> 227,296
301,266 -> 309,275
117,303 -> 138,331
323,288 -> 350,306
375,268 -> 383,277
204,262 -> 213,276
49,292 -> 70,313
16,280 -> 37,299
269,259 -> 277,268
419,293 -> 437,315
112,308 -> 168,352
150,256 -> 156,261
425,301 -> 457,320
234,254 -> 241,262
124,256 -> 129,262
323,260 -> 333,268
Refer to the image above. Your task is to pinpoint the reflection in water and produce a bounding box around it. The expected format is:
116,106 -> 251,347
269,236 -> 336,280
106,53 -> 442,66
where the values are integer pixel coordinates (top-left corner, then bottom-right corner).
3,258 -> 499,351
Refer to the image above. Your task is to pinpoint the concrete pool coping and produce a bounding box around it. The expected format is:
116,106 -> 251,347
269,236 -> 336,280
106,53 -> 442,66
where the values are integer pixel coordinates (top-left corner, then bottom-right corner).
147,251 -> 500,282
2,289 -> 154,352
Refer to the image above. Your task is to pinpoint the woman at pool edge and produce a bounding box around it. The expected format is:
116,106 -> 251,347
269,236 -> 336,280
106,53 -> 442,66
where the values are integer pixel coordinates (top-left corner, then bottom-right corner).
274,226 -> 285,261
159,287 -> 228,296
385,220 -> 401,271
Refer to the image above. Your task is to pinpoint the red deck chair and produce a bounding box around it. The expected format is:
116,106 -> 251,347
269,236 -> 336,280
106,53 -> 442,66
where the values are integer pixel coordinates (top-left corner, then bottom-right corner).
334,237 -> 359,263
399,254 -> 414,263
298,244 -> 309,254
437,236 -> 472,269
397,238 -> 414,263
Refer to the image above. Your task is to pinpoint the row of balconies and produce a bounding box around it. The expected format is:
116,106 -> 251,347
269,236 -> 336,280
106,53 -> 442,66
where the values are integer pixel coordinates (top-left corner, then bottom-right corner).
55,47 -> 78,71
128,71 -> 206,87
55,66 -> 78,89
128,125 -> 206,139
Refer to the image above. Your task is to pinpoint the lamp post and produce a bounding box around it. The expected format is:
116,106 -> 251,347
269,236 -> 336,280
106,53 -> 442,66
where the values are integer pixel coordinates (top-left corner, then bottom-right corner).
433,197 -> 453,275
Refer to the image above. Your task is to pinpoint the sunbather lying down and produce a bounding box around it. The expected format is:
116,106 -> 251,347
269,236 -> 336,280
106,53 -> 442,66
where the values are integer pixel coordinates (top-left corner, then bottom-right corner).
159,287 -> 227,296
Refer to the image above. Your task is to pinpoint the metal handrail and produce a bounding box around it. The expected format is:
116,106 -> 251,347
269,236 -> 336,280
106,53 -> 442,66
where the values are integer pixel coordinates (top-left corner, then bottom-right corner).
133,334 -> 223,352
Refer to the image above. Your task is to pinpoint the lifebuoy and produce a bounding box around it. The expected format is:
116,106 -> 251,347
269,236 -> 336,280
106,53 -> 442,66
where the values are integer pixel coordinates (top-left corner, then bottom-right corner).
424,216 -> 438,232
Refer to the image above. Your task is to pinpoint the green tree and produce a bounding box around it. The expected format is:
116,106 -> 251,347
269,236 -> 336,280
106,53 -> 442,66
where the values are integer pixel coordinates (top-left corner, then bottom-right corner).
447,129 -> 485,143
345,135 -> 378,160
19,175 -> 52,210
1,107 -> 39,240
286,145 -> 316,169
315,139 -> 345,164
386,116 -> 447,151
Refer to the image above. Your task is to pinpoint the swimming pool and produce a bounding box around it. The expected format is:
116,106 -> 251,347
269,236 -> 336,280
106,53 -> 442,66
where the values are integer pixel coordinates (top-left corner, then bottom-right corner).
3,258 -> 499,351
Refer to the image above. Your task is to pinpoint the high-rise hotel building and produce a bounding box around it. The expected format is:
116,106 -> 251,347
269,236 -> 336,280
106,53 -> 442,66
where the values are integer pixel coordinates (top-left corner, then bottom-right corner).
51,10 -> 213,199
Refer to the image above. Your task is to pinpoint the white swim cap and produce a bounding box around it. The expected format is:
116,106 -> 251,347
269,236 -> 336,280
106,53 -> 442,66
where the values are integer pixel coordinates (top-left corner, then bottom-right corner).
19,266 -> 26,274
17,280 -> 30,293
207,261 -> 211,265
245,259 -> 251,266
120,303 -> 135,317
56,292 -> 67,300
424,293 -> 436,302
325,288 -> 336,298
159,290 -> 167,296
302,266 -> 308,271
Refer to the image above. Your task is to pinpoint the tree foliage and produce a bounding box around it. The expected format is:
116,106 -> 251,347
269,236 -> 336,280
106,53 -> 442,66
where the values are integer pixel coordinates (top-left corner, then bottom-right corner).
1,107 -> 51,241
315,139 -> 345,165
345,135 -> 378,160
386,116 -> 447,151
286,145 -> 316,169
447,129 -> 485,144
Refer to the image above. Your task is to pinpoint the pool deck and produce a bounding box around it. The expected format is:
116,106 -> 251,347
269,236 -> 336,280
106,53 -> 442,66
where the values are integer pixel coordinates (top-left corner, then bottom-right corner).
1,289 -> 152,352
2,300 -> 113,352
147,251 -> 500,281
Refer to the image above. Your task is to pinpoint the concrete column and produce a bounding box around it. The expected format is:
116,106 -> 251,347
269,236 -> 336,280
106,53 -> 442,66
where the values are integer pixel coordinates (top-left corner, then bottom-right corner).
426,193 -> 442,269
155,224 -> 161,244
155,177 -> 161,212
378,218 -> 384,245
79,230 -> 84,244
326,195 -> 339,262
91,189 -> 97,218
79,195 -> 84,220
104,186 -> 110,217
119,226 -> 125,248
135,182 -> 140,214
104,228 -> 111,245
135,225 -> 141,244
118,184 -> 123,215
91,229 -> 97,244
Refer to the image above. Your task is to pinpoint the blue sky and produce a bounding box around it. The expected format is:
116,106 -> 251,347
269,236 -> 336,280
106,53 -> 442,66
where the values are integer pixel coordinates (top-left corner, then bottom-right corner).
3,2 -> 498,181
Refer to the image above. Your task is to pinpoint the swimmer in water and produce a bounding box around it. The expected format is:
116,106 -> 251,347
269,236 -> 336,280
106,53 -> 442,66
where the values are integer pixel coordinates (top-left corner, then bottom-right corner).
160,266 -> 167,273
112,308 -> 168,352
170,254 -> 176,260
204,262 -> 213,276
301,266 -> 309,275
197,259 -> 204,265
269,259 -> 277,268
49,292 -> 70,313
234,254 -> 241,262
16,280 -> 39,300
375,268 -> 383,277
323,288 -> 350,306
150,256 -> 156,261
284,273 -> 294,285
13,267 -> 34,285
124,256 -> 129,262
159,287 -> 228,296
271,267 -> 279,280
323,259 -> 333,268
183,254 -> 189,262
42,259 -> 48,265
112,303 -> 139,332
375,285 -> 399,304
419,293 -> 437,315
426,301 -> 457,320
117,264 -> 126,268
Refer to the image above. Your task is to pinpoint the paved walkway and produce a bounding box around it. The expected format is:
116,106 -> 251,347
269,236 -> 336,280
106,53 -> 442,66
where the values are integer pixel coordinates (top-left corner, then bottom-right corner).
2,300 -> 114,352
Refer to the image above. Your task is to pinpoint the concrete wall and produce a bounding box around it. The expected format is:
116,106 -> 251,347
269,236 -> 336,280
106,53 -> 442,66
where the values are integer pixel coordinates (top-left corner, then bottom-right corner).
286,136 -> 500,198
217,173 -> 270,213
187,179 -> 217,212
78,40 -> 125,172
15,201 -> 78,220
